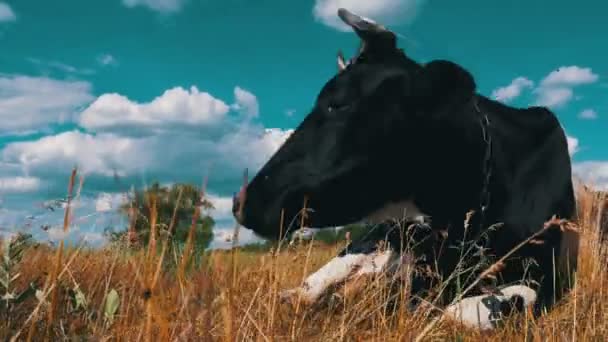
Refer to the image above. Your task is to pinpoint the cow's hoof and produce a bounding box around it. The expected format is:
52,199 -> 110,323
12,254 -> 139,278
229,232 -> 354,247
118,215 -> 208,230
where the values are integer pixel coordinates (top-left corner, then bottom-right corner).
327,292 -> 345,307
442,285 -> 537,331
279,288 -> 315,307
279,288 -> 299,304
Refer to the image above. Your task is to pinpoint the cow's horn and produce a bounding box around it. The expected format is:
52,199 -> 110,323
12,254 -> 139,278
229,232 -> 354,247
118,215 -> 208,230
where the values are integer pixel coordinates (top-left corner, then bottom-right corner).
337,50 -> 347,71
337,8 -> 387,33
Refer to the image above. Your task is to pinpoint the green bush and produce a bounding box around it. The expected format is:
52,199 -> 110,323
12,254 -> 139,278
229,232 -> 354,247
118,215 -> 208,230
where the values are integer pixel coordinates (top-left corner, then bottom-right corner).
108,182 -> 215,251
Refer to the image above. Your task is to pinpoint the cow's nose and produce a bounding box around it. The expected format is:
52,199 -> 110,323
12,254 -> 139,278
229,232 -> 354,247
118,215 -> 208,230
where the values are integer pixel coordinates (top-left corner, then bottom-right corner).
232,192 -> 241,219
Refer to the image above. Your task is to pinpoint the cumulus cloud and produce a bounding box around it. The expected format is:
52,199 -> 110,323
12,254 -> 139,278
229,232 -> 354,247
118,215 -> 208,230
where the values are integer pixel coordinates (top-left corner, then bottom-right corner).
573,161 -> 608,191
46,225 -> 108,245
0,75 -> 94,133
534,66 -> 599,109
122,0 -> 185,13
534,87 -> 574,109
567,135 -> 579,157
2,130 -> 145,177
578,109 -> 598,120
79,86 -> 231,135
2,126 -> 292,190
207,193 -> 233,222
313,0 -> 425,31
95,192 -> 126,213
206,193 -> 265,249
211,227 -> 264,249
540,66 -> 599,87
0,176 -> 41,193
494,66 -> 599,109
0,2 -> 16,22
492,77 -> 534,103
232,87 -> 259,118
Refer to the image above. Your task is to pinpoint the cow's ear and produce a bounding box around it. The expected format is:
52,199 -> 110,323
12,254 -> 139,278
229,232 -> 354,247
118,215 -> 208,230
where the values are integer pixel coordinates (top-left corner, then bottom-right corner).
417,60 -> 476,103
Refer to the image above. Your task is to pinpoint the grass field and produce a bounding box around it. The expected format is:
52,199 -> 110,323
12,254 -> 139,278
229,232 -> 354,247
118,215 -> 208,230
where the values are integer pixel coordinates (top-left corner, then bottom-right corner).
1,182 -> 606,341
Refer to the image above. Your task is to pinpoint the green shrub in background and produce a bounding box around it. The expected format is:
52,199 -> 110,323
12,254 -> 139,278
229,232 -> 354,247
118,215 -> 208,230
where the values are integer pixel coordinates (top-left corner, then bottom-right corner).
107,182 -> 215,251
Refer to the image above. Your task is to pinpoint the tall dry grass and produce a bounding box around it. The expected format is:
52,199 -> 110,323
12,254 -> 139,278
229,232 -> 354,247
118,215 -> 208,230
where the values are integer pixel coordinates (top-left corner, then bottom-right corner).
0,178 -> 606,341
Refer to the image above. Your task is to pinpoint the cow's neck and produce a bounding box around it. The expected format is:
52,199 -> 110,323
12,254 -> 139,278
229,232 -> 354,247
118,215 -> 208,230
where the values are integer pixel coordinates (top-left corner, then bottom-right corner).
367,95 -> 493,229
364,199 -> 428,225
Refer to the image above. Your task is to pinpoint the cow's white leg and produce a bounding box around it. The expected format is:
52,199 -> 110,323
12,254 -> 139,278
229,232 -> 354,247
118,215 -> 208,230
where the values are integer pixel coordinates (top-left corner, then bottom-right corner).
334,249 -> 415,302
280,253 -> 369,304
442,285 -> 537,331
280,249 -> 399,305
351,248 -> 396,276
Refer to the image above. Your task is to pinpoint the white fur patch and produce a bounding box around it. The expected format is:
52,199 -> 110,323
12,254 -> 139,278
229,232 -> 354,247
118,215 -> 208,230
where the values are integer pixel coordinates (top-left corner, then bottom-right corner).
365,200 -> 428,224
280,249 -> 397,304
443,285 -> 537,331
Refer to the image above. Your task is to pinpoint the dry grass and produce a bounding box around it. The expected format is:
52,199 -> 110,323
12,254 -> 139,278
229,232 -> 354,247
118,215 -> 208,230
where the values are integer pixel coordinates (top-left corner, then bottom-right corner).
1,179 -> 607,341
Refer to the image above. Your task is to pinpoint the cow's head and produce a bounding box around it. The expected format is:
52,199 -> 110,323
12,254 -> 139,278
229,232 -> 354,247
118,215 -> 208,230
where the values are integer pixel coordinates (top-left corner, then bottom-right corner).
233,8 -> 478,240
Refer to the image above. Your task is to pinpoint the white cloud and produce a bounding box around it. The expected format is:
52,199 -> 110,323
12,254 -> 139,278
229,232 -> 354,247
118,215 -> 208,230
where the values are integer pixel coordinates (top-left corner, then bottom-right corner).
313,0 -> 425,31
207,193 -> 233,221
45,225 -> 106,245
95,192 -> 126,212
202,194 -> 271,249
78,86 -> 231,135
26,58 -> 95,76
566,134 -> 579,157
1,126 -> 293,187
0,2 -> 16,22
533,66 -> 599,109
122,0 -> 185,13
285,109 -> 296,117
46,226 -> 70,241
97,54 -> 117,66
1,130 -> 144,177
232,87 -> 259,118
214,127 -> 294,172
79,231 -> 107,244
0,176 -> 41,193
0,75 -> 94,133
534,87 -> 573,109
492,77 -> 534,103
573,161 -> 608,191
0,79 -> 290,182
578,109 -> 598,120
494,66 -> 599,109
540,66 -> 599,87
210,227 -> 264,249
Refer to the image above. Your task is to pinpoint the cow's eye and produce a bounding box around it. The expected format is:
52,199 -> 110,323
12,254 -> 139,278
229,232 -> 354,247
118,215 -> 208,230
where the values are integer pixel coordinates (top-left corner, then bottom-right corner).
327,103 -> 352,113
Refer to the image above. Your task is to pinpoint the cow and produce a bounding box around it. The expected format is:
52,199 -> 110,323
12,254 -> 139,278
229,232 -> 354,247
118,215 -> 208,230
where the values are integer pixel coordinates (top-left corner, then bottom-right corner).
232,8 -> 579,327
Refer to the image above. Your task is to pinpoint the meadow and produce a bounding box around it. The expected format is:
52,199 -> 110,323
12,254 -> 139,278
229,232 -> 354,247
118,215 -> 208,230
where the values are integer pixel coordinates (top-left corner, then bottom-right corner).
0,173 -> 606,341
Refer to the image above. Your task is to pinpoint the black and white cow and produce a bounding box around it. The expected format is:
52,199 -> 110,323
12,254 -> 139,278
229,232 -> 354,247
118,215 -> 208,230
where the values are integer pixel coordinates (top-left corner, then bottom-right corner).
232,8 -> 579,327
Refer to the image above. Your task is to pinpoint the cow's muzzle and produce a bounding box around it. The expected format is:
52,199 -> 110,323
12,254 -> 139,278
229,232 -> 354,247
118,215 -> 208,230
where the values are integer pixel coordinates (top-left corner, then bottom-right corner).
232,190 -> 245,225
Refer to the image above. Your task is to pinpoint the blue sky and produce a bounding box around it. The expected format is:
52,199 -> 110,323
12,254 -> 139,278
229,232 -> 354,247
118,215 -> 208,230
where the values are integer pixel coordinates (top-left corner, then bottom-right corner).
0,0 -> 606,247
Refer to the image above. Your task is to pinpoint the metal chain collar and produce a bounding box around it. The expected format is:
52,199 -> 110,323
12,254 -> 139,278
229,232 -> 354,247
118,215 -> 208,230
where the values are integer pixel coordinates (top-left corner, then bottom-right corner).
473,97 -> 493,229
